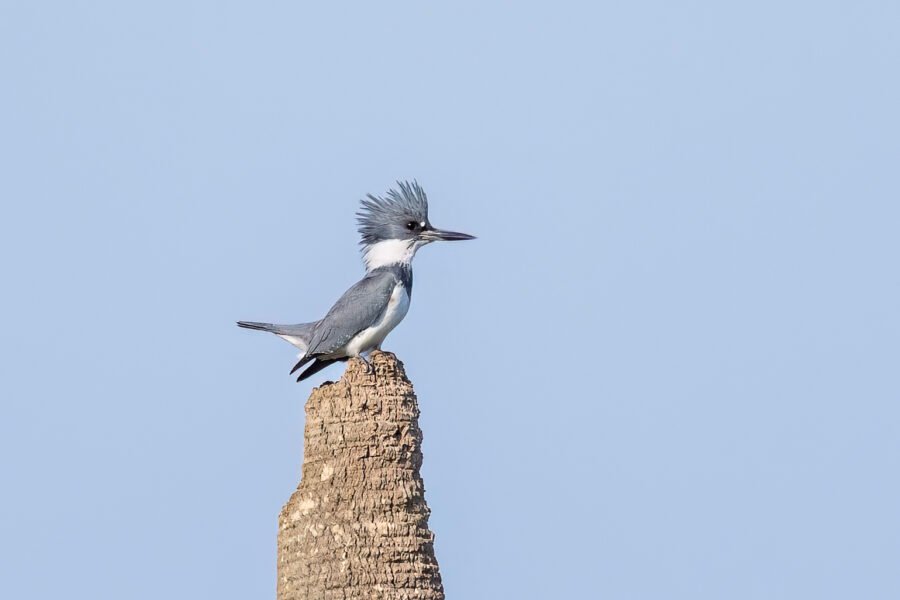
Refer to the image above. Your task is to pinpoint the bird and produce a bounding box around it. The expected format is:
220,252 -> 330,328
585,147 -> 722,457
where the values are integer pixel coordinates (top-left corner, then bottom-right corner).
237,180 -> 475,382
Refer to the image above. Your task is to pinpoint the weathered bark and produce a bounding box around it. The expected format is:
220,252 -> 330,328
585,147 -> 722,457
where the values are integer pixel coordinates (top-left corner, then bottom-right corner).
278,351 -> 444,600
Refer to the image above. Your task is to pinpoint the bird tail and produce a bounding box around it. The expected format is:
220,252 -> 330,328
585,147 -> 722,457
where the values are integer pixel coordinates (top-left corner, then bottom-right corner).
236,321 -> 275,332
236,320 -> 318,352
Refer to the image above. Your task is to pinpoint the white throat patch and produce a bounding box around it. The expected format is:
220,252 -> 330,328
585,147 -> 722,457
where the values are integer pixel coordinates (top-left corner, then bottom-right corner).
363,239 -> 422,270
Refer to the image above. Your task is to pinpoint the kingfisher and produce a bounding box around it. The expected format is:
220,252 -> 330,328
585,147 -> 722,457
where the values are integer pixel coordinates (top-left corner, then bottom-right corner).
237,181 -> 475,382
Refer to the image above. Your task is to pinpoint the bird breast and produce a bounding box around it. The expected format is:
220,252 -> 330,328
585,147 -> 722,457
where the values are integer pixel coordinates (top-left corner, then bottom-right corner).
345,282 -> 410,356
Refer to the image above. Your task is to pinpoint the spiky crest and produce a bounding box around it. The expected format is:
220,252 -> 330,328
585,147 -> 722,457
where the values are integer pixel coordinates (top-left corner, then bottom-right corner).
357,180 -> 430,246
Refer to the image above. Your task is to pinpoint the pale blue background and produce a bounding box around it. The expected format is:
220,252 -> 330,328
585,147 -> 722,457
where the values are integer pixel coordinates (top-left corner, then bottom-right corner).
2,2 -> 898,598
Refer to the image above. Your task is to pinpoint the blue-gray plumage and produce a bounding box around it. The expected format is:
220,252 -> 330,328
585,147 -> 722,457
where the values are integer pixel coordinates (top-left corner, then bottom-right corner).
237,181 -> 474,382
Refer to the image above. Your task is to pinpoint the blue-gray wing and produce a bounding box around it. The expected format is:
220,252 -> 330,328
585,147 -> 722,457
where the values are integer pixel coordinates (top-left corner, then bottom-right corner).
306,269 -> 399,356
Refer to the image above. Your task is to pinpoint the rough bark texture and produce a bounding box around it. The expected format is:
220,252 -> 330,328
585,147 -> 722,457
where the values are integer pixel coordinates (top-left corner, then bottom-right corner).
278,351 -> 444,600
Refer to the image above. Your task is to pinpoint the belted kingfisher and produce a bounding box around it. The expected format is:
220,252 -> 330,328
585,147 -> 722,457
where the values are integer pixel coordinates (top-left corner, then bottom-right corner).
237,181 -> 475,382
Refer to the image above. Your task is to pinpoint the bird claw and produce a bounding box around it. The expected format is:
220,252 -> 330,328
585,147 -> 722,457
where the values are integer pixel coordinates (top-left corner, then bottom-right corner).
359,356 -> 375,378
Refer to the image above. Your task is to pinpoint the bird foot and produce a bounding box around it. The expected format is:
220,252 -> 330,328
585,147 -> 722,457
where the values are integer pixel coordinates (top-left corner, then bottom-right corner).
358,355 -> 375,379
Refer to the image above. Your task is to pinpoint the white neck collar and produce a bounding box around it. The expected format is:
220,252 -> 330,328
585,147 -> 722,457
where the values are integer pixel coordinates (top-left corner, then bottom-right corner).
363,239 -> 422,271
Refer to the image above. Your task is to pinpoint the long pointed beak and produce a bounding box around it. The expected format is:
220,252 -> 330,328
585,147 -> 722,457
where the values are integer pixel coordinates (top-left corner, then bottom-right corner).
420,227 -> 476,242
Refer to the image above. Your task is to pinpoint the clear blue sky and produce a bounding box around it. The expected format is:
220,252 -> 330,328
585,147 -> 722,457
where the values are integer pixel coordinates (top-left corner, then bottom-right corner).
2,2 -> 898,598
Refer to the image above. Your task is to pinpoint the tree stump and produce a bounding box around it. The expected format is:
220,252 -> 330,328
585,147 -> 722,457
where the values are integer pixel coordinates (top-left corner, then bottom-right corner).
277,351 -> 444,600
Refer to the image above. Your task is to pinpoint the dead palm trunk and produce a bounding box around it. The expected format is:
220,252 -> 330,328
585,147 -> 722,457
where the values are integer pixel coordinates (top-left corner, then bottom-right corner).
277,351 -> 444,600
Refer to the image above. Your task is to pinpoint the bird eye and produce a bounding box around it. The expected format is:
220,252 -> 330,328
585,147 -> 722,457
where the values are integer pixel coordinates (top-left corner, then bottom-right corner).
406,221 -> 419,231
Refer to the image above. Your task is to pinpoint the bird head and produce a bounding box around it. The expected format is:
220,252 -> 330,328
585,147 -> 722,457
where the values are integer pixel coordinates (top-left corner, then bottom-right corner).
357,181 -> 475,269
